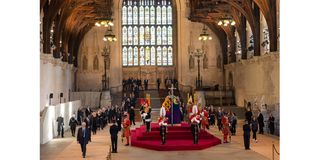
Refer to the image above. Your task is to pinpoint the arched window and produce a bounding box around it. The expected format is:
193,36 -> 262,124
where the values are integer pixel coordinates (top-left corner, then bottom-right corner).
122,0 -> 173,67
82,56 -> 88,70
93,55 -> 99,70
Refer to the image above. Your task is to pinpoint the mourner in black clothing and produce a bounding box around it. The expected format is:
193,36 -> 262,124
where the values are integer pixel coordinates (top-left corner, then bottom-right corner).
251,116 -> 259,142
268,113 -> 275,135
257,110 -> 265,134
92,113 -> 98,135
243,120 -> 251,150
69,114 -> 78,137
77,122 -> 90,158
56,115 -> 64,138
109,120 -> 119,153
84,116 -> 92,142
245,108 -> 253,124
77,108 -> 83,125
129,106 -> 136,125
157,78 -> 161,90
116,110 -> 122,131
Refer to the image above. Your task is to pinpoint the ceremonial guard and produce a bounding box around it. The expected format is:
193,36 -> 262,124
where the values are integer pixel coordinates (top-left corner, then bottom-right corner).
122,112 -> 131,146
158,117 -> 168,145
199,106 -> 209,131
145,106 -> 152,132
221,113 -> 231,143
190,114 -> 200,144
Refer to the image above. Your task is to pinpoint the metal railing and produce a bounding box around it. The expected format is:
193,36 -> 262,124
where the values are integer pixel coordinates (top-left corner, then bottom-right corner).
272,142 -> 280,160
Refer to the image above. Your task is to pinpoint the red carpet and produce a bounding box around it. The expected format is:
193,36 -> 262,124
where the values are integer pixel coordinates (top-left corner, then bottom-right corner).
131,122 -> 221,151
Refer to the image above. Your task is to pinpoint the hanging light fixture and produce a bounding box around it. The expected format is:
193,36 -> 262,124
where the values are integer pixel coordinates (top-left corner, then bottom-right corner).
217,18 -> 236,26
103,27 -> 117,42
95,17 -> 114,27
198,25 -> 212,41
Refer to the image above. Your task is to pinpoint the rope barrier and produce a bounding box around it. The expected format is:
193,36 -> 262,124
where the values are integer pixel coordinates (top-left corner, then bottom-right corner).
272,142 -> 280,160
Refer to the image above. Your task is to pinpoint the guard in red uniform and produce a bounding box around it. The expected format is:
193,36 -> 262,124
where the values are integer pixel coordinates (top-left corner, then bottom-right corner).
221,113 -> 231,143
122,112 -> 131,146
199,107 -> 209,131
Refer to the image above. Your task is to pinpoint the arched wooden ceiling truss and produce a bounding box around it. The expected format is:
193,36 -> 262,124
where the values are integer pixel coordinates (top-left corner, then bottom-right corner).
40,0 -> 277,67
189,0 -> 278,64
40,0 -> 113,67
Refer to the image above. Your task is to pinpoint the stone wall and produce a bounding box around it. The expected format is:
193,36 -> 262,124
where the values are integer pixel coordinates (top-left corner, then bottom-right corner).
224,52 -> 279,107
40,54 -> 76,111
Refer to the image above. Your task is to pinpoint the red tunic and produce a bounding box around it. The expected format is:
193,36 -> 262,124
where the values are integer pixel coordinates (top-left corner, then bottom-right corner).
123,118 -> 131,137
222,116 -> 230,135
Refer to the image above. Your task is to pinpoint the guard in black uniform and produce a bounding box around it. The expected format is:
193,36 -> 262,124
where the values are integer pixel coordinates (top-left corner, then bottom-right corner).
159,120 -> 167,145
243,120 -> 251,150
191,122 -> 199,144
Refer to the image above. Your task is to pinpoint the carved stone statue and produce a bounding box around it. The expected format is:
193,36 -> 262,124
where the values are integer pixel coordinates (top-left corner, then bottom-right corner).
93,55 -> 99,70
203,54 -> 208,69
189,55 -> 195,69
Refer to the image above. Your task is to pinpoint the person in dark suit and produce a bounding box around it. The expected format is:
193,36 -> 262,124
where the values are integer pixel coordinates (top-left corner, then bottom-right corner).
128,106 -> 136,125
157,78 -> 161,90
69,114 -> 78,137
268,113 -> 275,135
56,115 -> 64,138
257,110 -> 265,134
109,120 -> 119,153
84,115 -> 92,142
245,107 -> 253,124
77,122 -> 90,158
243,120 -> 251,150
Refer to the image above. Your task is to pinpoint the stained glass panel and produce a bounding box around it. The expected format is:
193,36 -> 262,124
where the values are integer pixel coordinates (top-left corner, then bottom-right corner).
145,47 -> 150,65
133,26 -> 138,45
139,6 -> 144,24
162,6 -> 166,24
123,47 -> 127,66
151,47 -> 156,65
139,26 -> 144,45
128,26 -> 133,45
122,6 -> 127,25
134,47 -> 138,66
145,26 -> 150,45
150,6 -> 155,24
140,47 -> 145,65
157,26 -> 162,45
162,46 -> 167,65
162,26 -> 167,45
128,6 -> 132,25
157,46 -> 162,65
122,27 -> 127,45
128,47 -> 133,66
167,6 -> 172,24
145,6 -> 149,24
133,6 -> 138,24
168,46 -> 173,65
156,6 -> 161,24
168,26 -> 172,45
151,26 -> 155,45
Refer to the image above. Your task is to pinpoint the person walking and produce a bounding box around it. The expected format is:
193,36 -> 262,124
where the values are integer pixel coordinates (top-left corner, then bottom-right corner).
251,116 -> 259,143
77,122 -> 90,158
230,112 -> 237,135
56,115 -> 64,138
257,110 -> 265,134
109,120 -> 119,153
268,113 -> 275,135
243,120 -> 251,150
122,113 -> 131,146
69,114 -> 78,137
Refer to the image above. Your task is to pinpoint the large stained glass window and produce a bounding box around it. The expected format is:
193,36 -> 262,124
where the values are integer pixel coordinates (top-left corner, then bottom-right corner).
122,0 -> 173,67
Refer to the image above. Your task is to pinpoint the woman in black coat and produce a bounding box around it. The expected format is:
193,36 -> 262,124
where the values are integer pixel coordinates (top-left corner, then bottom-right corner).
251,116 -> 259,143
257,111 -> 264,134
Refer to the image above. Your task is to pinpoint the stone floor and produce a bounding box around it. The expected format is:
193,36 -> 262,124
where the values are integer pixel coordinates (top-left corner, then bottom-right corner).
40,121 -> 279,160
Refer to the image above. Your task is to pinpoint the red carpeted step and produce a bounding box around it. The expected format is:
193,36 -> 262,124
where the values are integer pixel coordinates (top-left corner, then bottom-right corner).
130,124 -> 222,151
